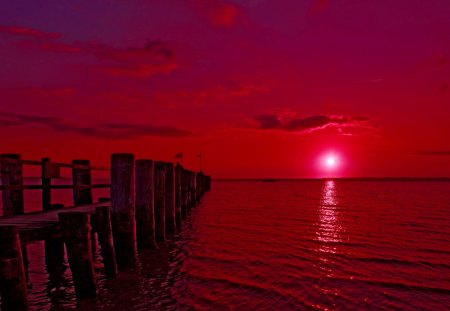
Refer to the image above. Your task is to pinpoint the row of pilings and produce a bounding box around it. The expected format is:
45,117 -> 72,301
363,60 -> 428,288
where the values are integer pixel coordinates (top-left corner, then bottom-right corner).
0,153 -> 211,310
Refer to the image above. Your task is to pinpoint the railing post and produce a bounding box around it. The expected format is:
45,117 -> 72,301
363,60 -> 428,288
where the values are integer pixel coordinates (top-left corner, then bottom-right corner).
41,158 -> 52,211
0,226 -> 29,310
72,160 -> 93,206
0,154 -> 24,216
135,160 -> 157,249
110,153 -> 136,269
154,161 -> 166,242
58,212 -> 97,299
165,162 -> 176,234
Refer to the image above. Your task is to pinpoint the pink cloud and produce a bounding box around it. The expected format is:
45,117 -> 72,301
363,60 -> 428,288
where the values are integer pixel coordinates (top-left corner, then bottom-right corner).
0,24 -> 61,39
192,0 -> 245,28
98,63 -> 178,78
154,81 -> 269,105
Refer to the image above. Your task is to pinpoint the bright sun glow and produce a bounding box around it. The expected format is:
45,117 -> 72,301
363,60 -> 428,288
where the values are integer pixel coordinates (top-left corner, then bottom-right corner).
320,153 -> 340,171
326,156 -> 336,167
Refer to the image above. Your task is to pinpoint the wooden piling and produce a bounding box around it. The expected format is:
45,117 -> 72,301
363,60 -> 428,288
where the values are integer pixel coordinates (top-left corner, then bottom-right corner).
44,204 -> 65,273
41,158 -> 51,211
95,206 -> 118,277
110,153 -> 136,268
72,160 -> 93,206
180,168 -> 188,219
174,164 -> 182,228
0,226 -> 28,310
154,161 -> 166,242
58,212 -> 97,299
165,162 -> 176,234
1,154 -> 24,216
135,160 -> 157,249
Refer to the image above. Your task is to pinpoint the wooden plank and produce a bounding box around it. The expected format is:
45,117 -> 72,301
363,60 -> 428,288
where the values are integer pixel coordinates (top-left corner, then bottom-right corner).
0,202 -> 109,242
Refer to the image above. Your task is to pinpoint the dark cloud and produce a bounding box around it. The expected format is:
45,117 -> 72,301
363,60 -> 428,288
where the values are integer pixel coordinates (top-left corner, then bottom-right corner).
0,111 -> 191,139
254,115 -> 282,129
417,151 -> 450,156
1,23 -> 178,78
253,113 -> 375,135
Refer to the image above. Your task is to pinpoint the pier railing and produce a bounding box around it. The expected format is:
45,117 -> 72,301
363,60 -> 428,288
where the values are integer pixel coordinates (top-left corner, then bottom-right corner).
0,153 -> 211,310
0,154 -> 110,216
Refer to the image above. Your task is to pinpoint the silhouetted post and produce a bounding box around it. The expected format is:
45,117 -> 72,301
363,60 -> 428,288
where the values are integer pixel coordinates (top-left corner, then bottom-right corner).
0,154 -> 24,216
165,162 -> 176,234
175,164 -> 182,228
45,204 -> 65,278
189,171 -> 196,208
72,160 -> 93,206
41,158 -> 51,211
196,171 -> 204,200
0,226 -> 28,311
110,153 -> 136,269
154,161 -> 166,242
95,206 -> 118,277
180,168 -> 188,219
135,160 -> 157,249
59,212 -> 97,299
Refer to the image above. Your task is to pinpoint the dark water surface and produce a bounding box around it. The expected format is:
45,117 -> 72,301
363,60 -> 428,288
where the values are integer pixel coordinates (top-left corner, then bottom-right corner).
7,180 -> 450,310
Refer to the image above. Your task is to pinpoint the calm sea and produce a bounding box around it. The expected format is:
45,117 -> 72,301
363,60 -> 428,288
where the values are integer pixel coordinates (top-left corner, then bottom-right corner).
4,180 -> 450,310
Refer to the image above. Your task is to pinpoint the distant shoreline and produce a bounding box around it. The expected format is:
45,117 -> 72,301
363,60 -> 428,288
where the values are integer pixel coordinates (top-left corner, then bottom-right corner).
214,177 -> 450,182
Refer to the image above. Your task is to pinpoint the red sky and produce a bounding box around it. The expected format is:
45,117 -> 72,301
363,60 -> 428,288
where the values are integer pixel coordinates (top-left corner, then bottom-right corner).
1,0 -> 449,178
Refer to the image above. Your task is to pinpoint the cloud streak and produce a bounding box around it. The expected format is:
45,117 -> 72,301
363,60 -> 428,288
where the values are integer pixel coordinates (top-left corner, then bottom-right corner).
253,113 -> 375,135
0,24 -> 60,39
416,150 -> 450,156
1,23 -> 178,78
0,111 -> 191,139
191,0 -> 245,27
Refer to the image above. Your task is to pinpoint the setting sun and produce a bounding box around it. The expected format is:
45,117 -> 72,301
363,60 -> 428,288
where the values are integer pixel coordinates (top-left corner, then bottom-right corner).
326,156 -> 336,168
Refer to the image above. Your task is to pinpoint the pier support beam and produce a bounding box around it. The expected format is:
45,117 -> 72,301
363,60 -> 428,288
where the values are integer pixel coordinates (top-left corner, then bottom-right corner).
95,206 -> 118,277
0,226 -> 28,311
0,154 -> 24,216
135,160 -> 157,249
154,161 -> 166,242
110,153 -> 136,269
59,212 -> 97,299
165,162 -> 176,234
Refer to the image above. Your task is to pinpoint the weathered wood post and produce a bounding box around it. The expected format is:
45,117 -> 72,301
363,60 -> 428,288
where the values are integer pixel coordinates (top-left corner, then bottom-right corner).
0,154 -> 24,216
0,226 -> 28,311
196,171 -> 202,200
175,164 -> 182,228
59,212 -> 97,299
135,160 -> 157,249
180,168 -> 188,219
95,206 -> 118,277
44,204 -> 65,277
165,162 -> 176,234
41,158 -> 51,211
154,161 -> 166,242
110,153 -> 136,268
72,160 -> 93,206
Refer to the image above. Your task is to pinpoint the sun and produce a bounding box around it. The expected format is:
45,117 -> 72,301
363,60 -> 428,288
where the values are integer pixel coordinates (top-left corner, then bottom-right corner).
320,153 -> 340,171
326,156 -> 336,168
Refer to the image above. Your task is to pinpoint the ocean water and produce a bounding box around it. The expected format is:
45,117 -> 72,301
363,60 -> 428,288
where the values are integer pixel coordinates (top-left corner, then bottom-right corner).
5,180 -> 450,310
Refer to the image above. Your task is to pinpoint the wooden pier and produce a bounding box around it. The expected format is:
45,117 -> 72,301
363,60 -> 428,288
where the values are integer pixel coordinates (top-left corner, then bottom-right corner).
0,153 -> 211,310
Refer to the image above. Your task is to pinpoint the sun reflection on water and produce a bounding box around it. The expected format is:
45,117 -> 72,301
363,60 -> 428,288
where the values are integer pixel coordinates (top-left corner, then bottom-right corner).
316,180 -> 343,255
